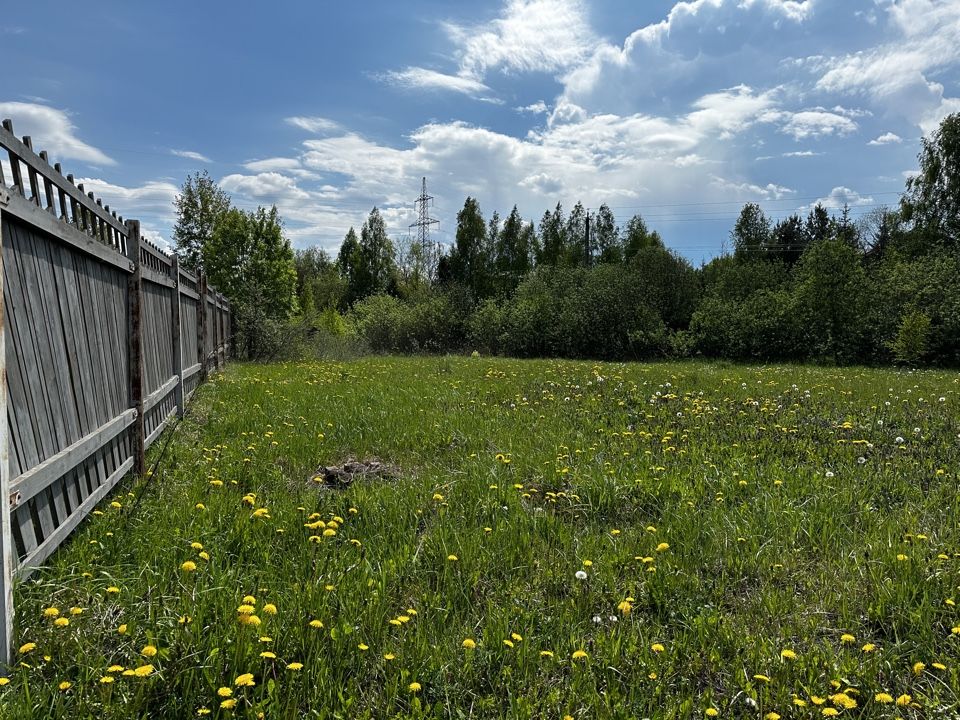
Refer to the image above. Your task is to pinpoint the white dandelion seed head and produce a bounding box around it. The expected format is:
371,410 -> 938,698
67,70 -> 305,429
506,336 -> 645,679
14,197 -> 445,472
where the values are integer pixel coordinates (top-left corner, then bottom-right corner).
575,570 -> 588,581
825,470 -> 835,478
895,437 -> 905,444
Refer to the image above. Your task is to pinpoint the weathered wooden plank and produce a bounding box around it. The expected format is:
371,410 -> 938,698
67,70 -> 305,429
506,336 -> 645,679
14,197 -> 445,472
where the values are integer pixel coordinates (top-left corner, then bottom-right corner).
0,200 -> 15,669
126,221 -> 145,477
142,266 -> 175,289
145,407 -> 177,450
0,191 -> 133,274
171,255 -> 184,419
16,456 -> 134,580
144,375 -> 178,414
10,410 -> 136,510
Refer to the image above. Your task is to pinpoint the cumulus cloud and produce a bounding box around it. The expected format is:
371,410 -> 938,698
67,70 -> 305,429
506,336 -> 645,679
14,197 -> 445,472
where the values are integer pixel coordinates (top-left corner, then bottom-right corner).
0,101 -> 114,166
171,149 -> 212,162
868,132 -> 902,145
807,186 -> 874,209
380,0 -> 593,99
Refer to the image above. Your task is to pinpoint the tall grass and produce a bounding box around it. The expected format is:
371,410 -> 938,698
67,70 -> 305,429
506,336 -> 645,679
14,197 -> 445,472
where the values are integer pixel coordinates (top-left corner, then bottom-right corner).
3,357 -> 959,718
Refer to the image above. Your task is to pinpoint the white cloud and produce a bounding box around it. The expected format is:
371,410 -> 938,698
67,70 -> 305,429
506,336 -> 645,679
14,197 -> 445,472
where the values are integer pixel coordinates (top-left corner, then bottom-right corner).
813,0 -> 960,131
808,186 -> 874,209
777,109 -> 858,139
868,132 -> 902,145
285,116 -> 341,134
0,101 -> 114,166
73,177 -> 179,214
449,0 -> 593,79
220,172 -> 312,203
171,149 -> 212,162
711,175 -> 796,200
380,0 -> 593,99
517,100 -> 549,115
243,156 -> 320,180
379,67 -> 492,97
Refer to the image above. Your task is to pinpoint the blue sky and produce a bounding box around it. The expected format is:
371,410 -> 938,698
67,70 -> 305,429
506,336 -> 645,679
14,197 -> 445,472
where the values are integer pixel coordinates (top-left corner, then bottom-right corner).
2,0 -> 958,262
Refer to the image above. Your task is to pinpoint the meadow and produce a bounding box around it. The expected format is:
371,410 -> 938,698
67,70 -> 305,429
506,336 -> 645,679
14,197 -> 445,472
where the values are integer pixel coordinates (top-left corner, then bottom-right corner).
2,356 -> 960,719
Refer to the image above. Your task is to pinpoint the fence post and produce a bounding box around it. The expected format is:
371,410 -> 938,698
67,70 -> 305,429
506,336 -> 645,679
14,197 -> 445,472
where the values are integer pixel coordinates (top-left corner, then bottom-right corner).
213,294 -> 222,371
0,192 -> 14,671
198,273 -> 208,383
126,220 -> 145,477
171,255 -> 184,418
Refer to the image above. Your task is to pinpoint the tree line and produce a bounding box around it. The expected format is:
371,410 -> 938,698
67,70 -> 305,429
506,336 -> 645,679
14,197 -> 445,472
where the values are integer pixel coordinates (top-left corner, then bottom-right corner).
174,113 -> 960,366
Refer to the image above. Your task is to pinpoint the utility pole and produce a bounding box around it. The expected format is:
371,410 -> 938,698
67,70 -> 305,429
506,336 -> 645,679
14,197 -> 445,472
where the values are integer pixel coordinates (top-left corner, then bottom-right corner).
410,177 -> 440,281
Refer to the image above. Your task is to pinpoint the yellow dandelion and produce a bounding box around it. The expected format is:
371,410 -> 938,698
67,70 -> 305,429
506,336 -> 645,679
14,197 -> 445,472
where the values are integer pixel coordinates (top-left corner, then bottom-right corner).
896,694 -> 912,707
234,673 -> 255,687
18,643 -> 36,654
780,649 -> 797,660
462,638 -> 476,649
54,618 -> 69,628
655,542 -> 670,552
287,662 -> 303,670
651,643 -> 665,653
840,633 -> 855,644
42,607 -> 60,618
408,681 -> 422,693
220,698 -> 237,709
58,681 -> 72,691
141,645 -> 157,658
99,675 -> 114,684
133,664 -> 154,677
262,603 -> 277,615
181,561 -> 197,573
875,693 -> 893,704
217,687 -> 233,697
572,650 -> 588,660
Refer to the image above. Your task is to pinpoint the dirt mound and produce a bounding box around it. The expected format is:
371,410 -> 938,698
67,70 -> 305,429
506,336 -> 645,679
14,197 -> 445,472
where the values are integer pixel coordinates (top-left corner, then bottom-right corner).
309,458 -> 400,489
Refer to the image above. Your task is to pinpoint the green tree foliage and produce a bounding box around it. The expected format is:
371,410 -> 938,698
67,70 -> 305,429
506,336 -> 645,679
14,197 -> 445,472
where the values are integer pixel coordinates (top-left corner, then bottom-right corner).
901,112 -> 960,247
592,204 -> 621,264
492,206 -> 532,295
447,197 -> 491,298
204,205 -> 298,358
536,203 -> 567,266
731,203 -> 771,257
887,309 -> 932,365
623,214 -> 663,262
172,171 -> 231,271
294,247 -> 345,313
793,238 -> 868,363
565,201 -> 588,266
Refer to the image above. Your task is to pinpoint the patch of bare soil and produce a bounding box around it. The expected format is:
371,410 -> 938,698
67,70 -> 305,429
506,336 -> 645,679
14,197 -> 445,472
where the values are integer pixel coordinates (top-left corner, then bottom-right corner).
309,458 -> 400,489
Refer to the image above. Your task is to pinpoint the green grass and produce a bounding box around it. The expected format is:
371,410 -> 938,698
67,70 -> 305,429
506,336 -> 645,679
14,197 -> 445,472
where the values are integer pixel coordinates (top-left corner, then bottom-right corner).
3,356 -> 960,719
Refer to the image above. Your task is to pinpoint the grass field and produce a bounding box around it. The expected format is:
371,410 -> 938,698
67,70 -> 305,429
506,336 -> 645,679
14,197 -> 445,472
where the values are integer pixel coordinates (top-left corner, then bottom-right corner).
3,357 -> 960,719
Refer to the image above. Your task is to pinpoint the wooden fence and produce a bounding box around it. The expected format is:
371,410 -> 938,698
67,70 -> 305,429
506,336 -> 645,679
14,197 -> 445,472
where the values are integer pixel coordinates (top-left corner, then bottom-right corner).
0,120 -> 231,667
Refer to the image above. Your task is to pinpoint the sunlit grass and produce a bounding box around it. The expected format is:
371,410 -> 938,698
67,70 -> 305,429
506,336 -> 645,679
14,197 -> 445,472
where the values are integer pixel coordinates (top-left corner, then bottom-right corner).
3,356 -> 960,718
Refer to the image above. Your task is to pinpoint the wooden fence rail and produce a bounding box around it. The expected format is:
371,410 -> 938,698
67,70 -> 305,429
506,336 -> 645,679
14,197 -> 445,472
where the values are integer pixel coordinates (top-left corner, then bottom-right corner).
0,120 -> 231,667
